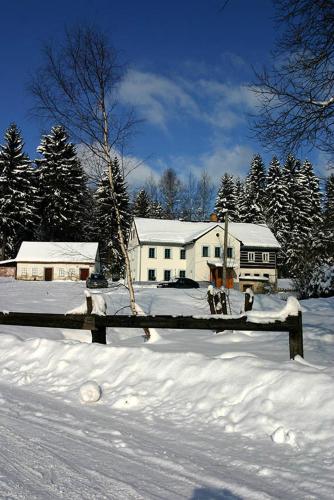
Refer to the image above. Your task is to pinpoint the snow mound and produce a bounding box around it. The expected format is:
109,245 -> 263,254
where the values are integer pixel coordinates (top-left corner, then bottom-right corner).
66,291 -> 107,316
80,381 -> 102,403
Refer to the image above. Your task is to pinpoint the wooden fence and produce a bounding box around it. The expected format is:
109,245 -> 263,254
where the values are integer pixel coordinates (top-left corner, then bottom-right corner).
0,307 -> 303,359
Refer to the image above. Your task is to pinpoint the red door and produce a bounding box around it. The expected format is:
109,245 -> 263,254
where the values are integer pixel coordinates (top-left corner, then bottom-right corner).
80,268 -> 89,280
226,269 -> 234,289
44,268 -> 53,281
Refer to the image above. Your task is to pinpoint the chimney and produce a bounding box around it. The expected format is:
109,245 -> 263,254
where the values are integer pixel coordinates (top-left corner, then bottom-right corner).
209,212 -> 218,222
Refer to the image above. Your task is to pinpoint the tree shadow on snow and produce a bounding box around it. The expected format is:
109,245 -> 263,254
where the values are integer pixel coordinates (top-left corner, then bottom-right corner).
190,487 -> 243,500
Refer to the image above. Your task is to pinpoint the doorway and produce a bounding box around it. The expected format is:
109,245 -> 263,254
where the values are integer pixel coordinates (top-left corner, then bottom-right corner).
44,268 -> 53,281
79,268 -> 89,280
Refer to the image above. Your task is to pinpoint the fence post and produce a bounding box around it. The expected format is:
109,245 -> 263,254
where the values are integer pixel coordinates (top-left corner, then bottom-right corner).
86,294 -> 107,344
207,289 -> 216,314
244,289 -> 254,312
288,311 -> 303,359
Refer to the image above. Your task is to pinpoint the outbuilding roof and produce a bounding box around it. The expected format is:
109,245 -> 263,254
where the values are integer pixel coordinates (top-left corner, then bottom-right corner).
16,242 -> 99,263
134,218 -> 280,249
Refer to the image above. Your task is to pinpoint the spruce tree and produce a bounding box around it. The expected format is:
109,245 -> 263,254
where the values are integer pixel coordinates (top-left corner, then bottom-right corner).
240,154 -> 266,223
323,174 -> 334,257
266,157 -> 289,240
94,157 -> 131,276
215,173 -> 238,222
149,201 -> 165,218
233,178 -> 245,222
133,189 -> 150,218
0,124 -> 38,258
36,125 -> 90,241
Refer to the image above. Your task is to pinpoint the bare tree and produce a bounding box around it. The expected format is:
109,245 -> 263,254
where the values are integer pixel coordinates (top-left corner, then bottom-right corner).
196,170 -> 214,220
29,26 -> 139,317
251,0 -> 334,159
159,168 -> 182,218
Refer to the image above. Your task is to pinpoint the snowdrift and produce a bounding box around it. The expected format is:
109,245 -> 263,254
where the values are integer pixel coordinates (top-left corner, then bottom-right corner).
0,334 -> 333,450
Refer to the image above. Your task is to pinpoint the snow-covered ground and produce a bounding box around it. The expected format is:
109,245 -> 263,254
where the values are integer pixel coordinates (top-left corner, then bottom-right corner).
0,278 -> 333,499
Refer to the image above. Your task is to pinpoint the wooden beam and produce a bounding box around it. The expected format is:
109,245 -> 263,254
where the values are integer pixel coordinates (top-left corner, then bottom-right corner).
0,312 -> 296,332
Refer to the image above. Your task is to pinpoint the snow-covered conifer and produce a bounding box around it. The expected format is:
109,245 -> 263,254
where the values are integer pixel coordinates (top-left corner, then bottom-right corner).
94,157 -> 131,276
215,173 -> 238,222
133,189 -> 151,218
0,124 -> 38,258
36,125 -> 90,241
240,154 -> 266,223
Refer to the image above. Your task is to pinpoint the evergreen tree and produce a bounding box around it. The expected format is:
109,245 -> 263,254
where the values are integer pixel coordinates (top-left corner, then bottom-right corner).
149,201 -> 165,218
240,154 -> 266,223
133,189 -> 150,218
36,125 -> 90,241
215,173 -> 238,222
233,178 -> 245,222
266,157 -> 289,240
94,157 -> 131,276
323,174 -> 334,240
0,124 -> 38,258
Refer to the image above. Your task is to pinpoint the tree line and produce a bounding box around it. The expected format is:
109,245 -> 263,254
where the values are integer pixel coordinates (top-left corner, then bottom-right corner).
1,122 -> 333,296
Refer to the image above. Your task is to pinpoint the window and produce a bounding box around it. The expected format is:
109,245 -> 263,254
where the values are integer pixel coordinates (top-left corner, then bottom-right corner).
202,246 -> 209,257
180,249 -> 186,260
68,268 -> 76,277
21,268 -> 27,276
254,273 -> 259,277
164,248 -> 171,259
248,252 -> 255,262
179,270 -> 186,278
262,252 -> 270,262
58,268 -> 65,277
245,273 -> 250,276
227,247 -> 233,258
32,268 -> 39,276
148,247 -> 156,258
263,273 -> 269,278
214,247 -> 221,258
148,269 -> 156,281
164,270 -> 171,281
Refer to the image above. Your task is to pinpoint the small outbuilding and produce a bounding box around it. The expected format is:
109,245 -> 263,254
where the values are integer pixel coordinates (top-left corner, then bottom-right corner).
15,241 -> 100,281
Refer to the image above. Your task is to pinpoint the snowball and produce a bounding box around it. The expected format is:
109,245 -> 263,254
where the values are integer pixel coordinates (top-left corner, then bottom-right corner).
80,381 -> 102,403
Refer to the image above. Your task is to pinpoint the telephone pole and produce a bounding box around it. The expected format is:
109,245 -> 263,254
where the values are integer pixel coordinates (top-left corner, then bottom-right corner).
223,210 -> 228,288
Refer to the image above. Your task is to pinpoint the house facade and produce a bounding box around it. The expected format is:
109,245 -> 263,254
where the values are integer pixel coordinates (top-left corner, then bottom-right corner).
15,242 -> 100,281
128,218 -> 280,292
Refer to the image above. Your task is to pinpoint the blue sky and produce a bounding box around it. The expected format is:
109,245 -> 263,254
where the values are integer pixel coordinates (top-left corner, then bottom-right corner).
0,0 -> 326,185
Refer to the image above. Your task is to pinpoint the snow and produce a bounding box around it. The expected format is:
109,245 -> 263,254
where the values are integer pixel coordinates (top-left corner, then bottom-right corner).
16,241 -> 99,262
80,381 -> 102,403
0,279 -> 333,498
66,290 -> 107,315
135,217 -> 281,248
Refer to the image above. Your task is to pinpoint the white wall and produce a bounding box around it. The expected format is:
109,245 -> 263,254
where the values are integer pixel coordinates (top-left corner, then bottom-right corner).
16,262 -> 96,281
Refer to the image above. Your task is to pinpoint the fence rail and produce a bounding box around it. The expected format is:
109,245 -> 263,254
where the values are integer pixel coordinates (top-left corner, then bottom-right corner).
0,310 -> 303,359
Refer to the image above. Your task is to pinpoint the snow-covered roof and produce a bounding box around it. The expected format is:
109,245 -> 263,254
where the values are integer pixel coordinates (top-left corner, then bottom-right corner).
16,242 -> 99,263
0,259 -> 16,265
134,218 -> 280,249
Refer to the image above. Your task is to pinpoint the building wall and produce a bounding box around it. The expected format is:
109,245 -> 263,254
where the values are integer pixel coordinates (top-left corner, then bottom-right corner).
239,266 -> 277,285
0,266 -> 16,278
139,243 -> 186,282
191,227 -> 240,282
16,262 -> 96,281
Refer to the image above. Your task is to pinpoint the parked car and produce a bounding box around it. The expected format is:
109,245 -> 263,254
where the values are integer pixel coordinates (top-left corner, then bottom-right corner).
86,273 -> 108,289
157,277 -> 200,289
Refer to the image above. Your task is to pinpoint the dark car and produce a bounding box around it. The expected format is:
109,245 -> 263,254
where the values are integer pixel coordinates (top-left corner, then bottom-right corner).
86,273 -> 108,289
157,277 -> 200,289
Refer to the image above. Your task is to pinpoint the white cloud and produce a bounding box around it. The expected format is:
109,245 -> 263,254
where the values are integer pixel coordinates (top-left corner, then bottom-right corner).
119,69 -> 258,132
118,69 -> 199,129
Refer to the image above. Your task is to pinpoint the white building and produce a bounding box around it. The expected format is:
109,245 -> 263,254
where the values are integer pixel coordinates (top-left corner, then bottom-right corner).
15,242 -> 100,281
128,217 -> 281,292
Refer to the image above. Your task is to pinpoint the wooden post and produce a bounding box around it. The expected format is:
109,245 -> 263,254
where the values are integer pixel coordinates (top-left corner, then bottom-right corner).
86,294 -> 107,345
288,311 -> 303,359
244,292 -> 253,312
207,289 -> 216,314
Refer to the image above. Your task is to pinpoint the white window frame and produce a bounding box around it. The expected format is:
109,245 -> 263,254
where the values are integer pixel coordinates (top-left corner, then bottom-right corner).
148,247 -> 156,259
202,246 -> 210,258
262,252 -> 270,263
248,252 -> 255,262
180,249 -> 186,260
179,270 -> 186,278
227,247 -> 233,258
58,268 -> 65,277
214,246 -> 221,258
32,268 -> 39,276
148,269 -> 156,281
68,268 -> 76,277
21,267 -> 27,276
